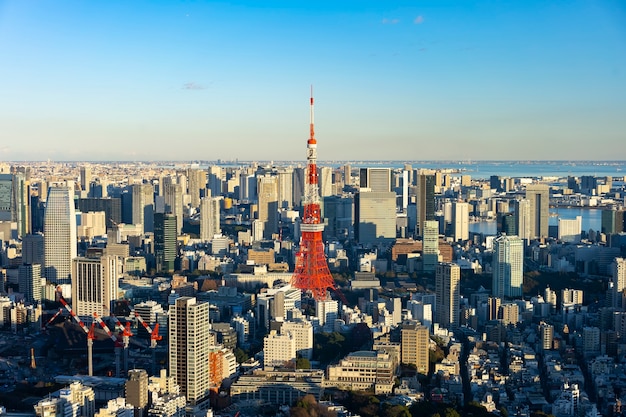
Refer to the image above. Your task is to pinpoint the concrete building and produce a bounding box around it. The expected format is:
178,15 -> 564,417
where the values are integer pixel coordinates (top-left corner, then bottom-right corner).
71,256 -> 120,318
401,320 -> 429,375
281,319 -> 314,360
132,183 -> 154,233
452,201 -> 469,242
525,184 -> 549,239
558,216 -> 582,243
126,369 -> 149,410
19,263 -> 43,304
354,190 -> 396,245
415,173 -> 435,237
200,196 -> 222,241
359,168 -> 392,192
435,262 -> 460,330
230,369 -> 324,404
326,350 -> 395,394
263,330 -> 296,369
169,297 -> 210,406
514,199 -> 532,242
257,175 -> 279,240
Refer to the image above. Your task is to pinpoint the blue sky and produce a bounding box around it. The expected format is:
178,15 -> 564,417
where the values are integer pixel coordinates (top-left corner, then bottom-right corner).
0,0 -> 625,161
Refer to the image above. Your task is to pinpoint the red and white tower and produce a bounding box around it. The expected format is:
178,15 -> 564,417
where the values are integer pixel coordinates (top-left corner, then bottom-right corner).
291,89 -> 337,301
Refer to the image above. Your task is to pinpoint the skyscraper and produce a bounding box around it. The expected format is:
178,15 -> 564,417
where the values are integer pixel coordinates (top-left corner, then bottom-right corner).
611,258 -> 626,308
422,220 -> 439,273
525,184 -> 549,239
359,168 -> 392,192
155,213 -> 177,273
354,191 -> 396,245
19,263 -> 42,304
200,196 -> 222,241
514,199 -> 532,242
132,183 -> 154,233
277,167 -> 294,209
452,202 -> 469,242
71,256 -> 120,318
79,165 -> 91,194
436,262 -> 460,329
0,173 -> 12,222
22,233 -> 45,265
257,175 -> 279,240
44,186 -> 77,284
416,173 -> 435,237
164,182 -> 183,234
12,172 -> 31,238
169,297 -> 210,406
492,234 -> 524,298
187,168 -> 206,209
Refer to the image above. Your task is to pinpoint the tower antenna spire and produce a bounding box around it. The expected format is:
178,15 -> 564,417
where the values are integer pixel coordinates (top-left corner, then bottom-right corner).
309,85 -> 315,143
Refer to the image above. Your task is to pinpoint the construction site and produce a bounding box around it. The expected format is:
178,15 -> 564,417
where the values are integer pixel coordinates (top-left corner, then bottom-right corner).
0,300 -> 168,411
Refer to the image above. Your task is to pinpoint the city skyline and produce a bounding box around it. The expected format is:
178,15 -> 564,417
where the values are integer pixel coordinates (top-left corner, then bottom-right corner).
1,1 -> 625,161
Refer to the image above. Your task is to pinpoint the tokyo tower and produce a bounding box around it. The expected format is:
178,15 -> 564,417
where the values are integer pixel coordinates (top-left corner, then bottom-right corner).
291,89 -> 337,301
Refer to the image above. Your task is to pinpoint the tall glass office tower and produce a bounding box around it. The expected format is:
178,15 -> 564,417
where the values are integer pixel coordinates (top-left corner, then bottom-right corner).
44,186 -> 77,284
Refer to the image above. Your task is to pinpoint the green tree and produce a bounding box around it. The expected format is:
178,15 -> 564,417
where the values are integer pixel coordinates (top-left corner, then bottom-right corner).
234,348 -> 249,364
296,357 -> 311,369
381,404 -> 411,417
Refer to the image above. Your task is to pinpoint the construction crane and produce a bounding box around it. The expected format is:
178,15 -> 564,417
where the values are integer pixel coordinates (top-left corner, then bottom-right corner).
59,297 -> 94,376
134,311 -> 163,375
42,308 -> 64,330
87,322 -> 96,376
93,312 -> 123,378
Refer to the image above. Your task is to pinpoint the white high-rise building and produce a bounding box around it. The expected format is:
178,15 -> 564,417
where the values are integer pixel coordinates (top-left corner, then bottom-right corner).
611,258 -> 626,308
558,216 -> 582,243
281,319 -> 314,360
514,199 -> 532,242
200,196 -> 222,241
71,256 -> 120,318
169,297 -> 210,406
277,167 -> 294,209
263,330 -> 296,369
319,167 -> 334,197
187,168 -> 206,209
435,262 -> 460,329
19,264 -> 43,304
315,298 -> 339,329
492,234 -> 524,298
452,202 -> 469,242
44,186 -> 77,285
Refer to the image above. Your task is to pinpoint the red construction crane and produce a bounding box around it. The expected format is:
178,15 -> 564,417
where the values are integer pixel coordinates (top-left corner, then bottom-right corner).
134,311 -> 163,374
59,297 -> 95,376
134,311 -> 163,349
59,297 -> 90,333
87,322 -> 96,376
43,308 -> 64,330
93,312 -> 123,377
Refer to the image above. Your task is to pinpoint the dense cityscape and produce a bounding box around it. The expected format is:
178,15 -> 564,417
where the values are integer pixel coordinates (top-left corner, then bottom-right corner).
0,104 -> 626,417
